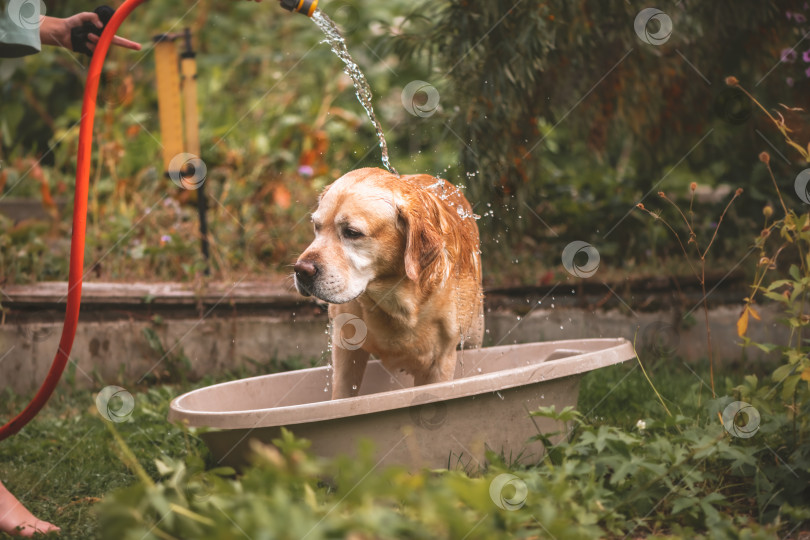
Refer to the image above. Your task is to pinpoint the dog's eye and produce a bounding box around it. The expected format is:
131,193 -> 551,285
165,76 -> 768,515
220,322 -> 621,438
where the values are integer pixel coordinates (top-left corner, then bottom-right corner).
343,227 -> 365,239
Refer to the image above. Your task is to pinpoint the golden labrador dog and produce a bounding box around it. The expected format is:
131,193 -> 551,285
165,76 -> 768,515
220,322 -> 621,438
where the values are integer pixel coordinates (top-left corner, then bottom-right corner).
294,167 -> 483,399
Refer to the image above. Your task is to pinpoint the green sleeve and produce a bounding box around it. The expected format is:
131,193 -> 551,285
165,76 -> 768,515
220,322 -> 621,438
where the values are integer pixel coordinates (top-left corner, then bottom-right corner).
0,0 -> 42,58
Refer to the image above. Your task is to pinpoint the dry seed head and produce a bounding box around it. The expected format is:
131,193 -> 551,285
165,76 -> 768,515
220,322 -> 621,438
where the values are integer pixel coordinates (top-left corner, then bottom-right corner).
759,151 -> 770,164
763,205 -> 773,218
725,76 -> 739,86
690,182 -> 697,192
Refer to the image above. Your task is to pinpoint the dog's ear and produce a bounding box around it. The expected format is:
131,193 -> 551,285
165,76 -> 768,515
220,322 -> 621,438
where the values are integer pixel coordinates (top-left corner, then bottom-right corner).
398,192 -> 444,284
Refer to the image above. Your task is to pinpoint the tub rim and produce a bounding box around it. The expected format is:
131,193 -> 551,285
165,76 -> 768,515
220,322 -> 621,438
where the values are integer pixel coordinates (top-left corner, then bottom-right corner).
168,337 -> 634,430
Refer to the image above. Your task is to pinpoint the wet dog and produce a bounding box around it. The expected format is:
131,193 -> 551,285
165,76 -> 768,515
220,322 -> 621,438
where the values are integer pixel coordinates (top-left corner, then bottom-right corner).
294,167 -> 483,399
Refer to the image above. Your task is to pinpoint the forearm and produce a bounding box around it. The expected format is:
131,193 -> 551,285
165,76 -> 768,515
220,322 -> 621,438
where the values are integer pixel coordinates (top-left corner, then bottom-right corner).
38,16 -> 68,48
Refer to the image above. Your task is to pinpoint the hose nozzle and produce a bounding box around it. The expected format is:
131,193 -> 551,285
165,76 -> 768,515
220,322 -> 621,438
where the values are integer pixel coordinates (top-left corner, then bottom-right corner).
279,0 -> 318,17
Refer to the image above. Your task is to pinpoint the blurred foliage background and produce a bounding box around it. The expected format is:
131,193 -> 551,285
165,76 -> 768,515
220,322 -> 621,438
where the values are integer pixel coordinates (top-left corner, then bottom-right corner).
0,0 -> 808,286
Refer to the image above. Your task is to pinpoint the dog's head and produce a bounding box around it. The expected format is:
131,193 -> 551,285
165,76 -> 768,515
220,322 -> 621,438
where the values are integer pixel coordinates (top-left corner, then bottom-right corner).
293,168 -> 450,304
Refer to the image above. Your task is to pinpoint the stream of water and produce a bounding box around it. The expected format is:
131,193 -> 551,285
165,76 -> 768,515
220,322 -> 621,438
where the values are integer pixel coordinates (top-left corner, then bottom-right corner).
310,10 -> 399,177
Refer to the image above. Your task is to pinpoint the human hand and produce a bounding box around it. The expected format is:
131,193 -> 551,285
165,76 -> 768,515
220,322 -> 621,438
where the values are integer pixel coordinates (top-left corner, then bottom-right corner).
40,13 -> 142,53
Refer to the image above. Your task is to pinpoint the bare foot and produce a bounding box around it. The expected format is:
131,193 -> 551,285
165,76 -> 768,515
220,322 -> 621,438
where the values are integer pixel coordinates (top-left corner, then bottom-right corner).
0,482 -> 60,537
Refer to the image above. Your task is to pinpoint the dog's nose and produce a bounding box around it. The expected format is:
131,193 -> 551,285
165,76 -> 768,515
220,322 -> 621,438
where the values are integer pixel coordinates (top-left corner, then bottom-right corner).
294,260 -> 319,279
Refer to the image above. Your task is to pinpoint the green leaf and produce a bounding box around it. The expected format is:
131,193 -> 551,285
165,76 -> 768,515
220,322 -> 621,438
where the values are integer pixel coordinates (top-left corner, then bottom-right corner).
530,405 -> 582,423
772,363 -> 796,382
766,279 -> 793,291
752,342 -> 779,353
672,496 -> 698,515
782,374 -> 801,400
763,291 -> 789,303
789,264 -> 801,281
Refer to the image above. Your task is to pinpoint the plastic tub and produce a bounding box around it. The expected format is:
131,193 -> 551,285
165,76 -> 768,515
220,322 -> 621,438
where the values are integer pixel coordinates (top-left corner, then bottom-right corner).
168,338 -> 635,470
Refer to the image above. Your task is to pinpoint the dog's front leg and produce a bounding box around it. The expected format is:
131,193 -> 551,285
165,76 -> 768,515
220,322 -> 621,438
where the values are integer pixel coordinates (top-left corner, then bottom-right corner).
331,345 -> 370,399
414,347 -> 458,386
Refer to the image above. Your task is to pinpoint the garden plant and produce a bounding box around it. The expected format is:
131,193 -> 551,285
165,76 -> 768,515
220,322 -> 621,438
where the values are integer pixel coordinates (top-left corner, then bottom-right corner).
1,1 -> 810,538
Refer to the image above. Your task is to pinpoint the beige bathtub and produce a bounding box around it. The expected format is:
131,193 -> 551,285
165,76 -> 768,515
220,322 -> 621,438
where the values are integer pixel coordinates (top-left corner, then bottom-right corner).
168,338 -> 635,470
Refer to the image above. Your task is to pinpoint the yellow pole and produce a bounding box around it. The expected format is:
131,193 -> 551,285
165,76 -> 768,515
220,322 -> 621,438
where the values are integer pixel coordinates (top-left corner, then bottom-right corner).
153,36 -> 184,174
180,33 -> 200,157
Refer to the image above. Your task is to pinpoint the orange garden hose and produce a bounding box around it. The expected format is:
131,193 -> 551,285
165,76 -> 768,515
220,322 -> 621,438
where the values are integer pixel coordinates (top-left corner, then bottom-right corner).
0,0 -> 146,441
0,0 -> 318,442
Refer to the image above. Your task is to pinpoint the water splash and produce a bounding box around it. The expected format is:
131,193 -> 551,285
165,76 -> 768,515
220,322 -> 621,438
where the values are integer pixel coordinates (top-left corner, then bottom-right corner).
311,10 -> 399,176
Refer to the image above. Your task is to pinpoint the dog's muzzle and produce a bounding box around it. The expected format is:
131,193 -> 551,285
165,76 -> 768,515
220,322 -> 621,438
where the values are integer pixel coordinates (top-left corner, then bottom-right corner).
294,259 -> 319,297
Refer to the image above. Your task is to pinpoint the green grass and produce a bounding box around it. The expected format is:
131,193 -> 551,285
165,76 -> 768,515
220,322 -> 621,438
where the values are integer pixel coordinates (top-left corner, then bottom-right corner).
578,353 -> 765,429
0,386 -> 190,539
0,354 -> 803,539
0,354 -> 318,540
